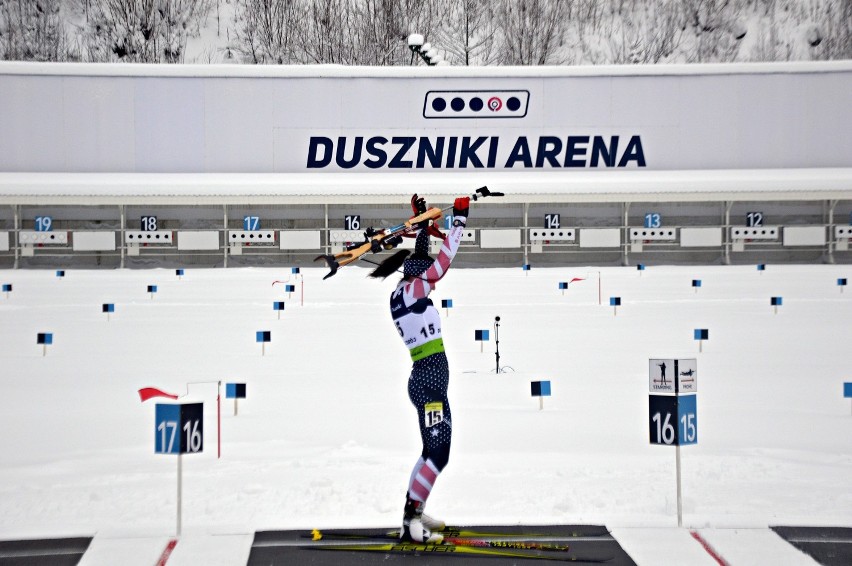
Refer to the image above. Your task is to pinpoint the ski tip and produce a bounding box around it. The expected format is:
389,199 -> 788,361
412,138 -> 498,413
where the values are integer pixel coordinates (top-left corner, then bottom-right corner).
313,255 -> 339,279
311,529 -> 323,541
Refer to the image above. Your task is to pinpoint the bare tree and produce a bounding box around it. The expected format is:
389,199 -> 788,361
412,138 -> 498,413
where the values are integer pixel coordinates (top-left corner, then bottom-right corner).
494,0 -> 572,65
433,0 -> 499,65
232,0 -> 301,63
604,0 -> 684,63
0,0 -> 71,60
81,0 -> 212,62
296,0 -> 357,63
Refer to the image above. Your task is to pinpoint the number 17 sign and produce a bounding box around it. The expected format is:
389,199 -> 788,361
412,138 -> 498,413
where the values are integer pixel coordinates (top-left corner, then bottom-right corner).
155,402 -> 203,454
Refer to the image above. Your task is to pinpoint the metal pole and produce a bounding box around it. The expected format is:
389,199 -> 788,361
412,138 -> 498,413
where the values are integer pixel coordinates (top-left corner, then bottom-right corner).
676,444 -> 683,527
177,453 -> 183,537
217,381 -> 221,459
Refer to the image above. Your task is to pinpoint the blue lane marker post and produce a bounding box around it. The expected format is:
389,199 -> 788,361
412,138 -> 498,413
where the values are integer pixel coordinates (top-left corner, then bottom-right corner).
148,285 -> 158,299
37,332 -> 53,356
176,268 -> 185,280
102,303 -> 115,321
2,283 -> 11,299
523,264 -> 531,277
757,264 -> 766,273
610,296 -> 622,316
256,331 -> 271,356
559,281 -> 568,296
694,328 -> 709,353
845,382 -> 852,416
56,270 -> 65,279
226,383 -> 247,416
637,264 -> 646,276
692,279 -> 702,293
838,278 -> 847,294
474,329 -> 490,353
771,296 -> 783,315
273,301 -> 286,320
531,380 -> 552,411
441,298 -> 453,317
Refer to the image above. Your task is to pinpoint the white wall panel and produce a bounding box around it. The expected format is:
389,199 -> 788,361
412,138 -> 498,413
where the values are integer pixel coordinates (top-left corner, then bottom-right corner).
783,226 -> 826,246
680,227 -> 722,247
72,231 -> 116,251
177,230 -> 220,250
580,228 -> 621,248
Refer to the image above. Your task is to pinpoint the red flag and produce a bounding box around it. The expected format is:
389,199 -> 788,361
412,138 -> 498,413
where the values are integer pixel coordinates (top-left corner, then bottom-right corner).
138,387 -> 179,402
569,277 -> 586,284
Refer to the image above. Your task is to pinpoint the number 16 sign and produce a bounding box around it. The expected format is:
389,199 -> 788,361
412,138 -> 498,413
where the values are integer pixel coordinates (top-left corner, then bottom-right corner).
155,402 -> 203,537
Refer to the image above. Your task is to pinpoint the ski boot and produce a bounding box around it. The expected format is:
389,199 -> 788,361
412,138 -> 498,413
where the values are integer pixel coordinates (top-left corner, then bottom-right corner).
400,496 -> 443,544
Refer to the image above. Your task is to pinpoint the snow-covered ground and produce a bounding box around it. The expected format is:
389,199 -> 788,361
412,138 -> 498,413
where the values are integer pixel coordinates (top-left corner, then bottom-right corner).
0,264 -> 850,565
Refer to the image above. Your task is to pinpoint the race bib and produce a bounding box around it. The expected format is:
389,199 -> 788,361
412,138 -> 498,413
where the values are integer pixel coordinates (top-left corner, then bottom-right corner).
424,402 -> 444,428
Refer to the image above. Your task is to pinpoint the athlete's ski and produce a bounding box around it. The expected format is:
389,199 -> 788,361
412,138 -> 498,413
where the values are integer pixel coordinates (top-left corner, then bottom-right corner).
309,529 -> 572,552
309,526 -> 611,542
304,541 -> 614,563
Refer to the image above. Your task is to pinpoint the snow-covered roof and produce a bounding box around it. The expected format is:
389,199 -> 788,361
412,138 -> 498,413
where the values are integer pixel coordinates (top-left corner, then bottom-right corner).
1,169 -> 849,205
1,60 -> 850,79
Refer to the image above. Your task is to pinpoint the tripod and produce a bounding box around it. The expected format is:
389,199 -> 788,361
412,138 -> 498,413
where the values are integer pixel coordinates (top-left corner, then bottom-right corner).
492,316 -> 514,373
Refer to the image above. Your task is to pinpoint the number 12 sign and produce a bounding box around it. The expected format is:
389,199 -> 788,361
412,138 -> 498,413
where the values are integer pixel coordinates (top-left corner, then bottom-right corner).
155,403 -> 203,454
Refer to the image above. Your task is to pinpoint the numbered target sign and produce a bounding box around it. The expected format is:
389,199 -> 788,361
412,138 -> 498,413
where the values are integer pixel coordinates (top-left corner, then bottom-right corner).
746,212 -> 764,227
155,403 -> 203,455
344,215 -> 361,230
644,213 -> 661,228
545,214 -> 561,229
35,216 -> 53,232
141,216 -> 158,232
243,216 -> 261,231
649,394 -> 697,446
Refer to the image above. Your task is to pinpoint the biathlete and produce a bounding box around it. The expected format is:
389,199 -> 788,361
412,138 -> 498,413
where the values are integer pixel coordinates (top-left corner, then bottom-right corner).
369,194 -> 470,543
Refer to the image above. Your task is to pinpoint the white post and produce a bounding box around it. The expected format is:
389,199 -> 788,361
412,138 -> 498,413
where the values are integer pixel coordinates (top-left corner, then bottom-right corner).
539,397 -> 544,411
177,453 -> 183,537
676,444 -> 683,528
234,398 -> 238,417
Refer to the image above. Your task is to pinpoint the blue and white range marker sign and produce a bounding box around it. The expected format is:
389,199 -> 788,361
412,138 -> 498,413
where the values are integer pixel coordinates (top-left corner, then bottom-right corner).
256,331 -> 271,343
37,332 -> 53,345
176,269 -> 185,277
2,283 -> 11,295
441,299 -> 453,309
226,383 -> 247,399
610,296 -> 622,306
649,394 -> 697,446
838,278 -> 847,291
155,403 -> 203,454
474,329 -> 490,342
273,301 -> 286,311
531,381 -> 551,397
56,270 -> 65,278
692,279 -> 702,288
148,285 -> 158,294
102,303 -> 115,313
291,267 -> 300,274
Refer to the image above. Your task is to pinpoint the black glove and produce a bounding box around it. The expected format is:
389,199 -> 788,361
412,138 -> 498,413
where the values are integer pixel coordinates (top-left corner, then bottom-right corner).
411,194 -> 427,216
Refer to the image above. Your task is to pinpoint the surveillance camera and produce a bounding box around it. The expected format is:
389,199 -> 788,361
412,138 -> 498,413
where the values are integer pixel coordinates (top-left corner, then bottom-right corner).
407,34 -> 424,49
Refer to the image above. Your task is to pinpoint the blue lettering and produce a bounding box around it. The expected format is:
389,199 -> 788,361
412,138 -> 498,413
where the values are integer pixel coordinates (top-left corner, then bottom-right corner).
487,137 -> 498,168
417,137 -> 444,168
618,135 -> 646,167
335,136 -> 363,169
564,136 -> 589,168
591,136 -> 617,167
504,137 -> 532,168
445,137 -> 458,168
389,137 -> 415,168
307,137 -> 333,168
364,136 -> 388,169
459,136 -> 487,168
535,136 -> 562,167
